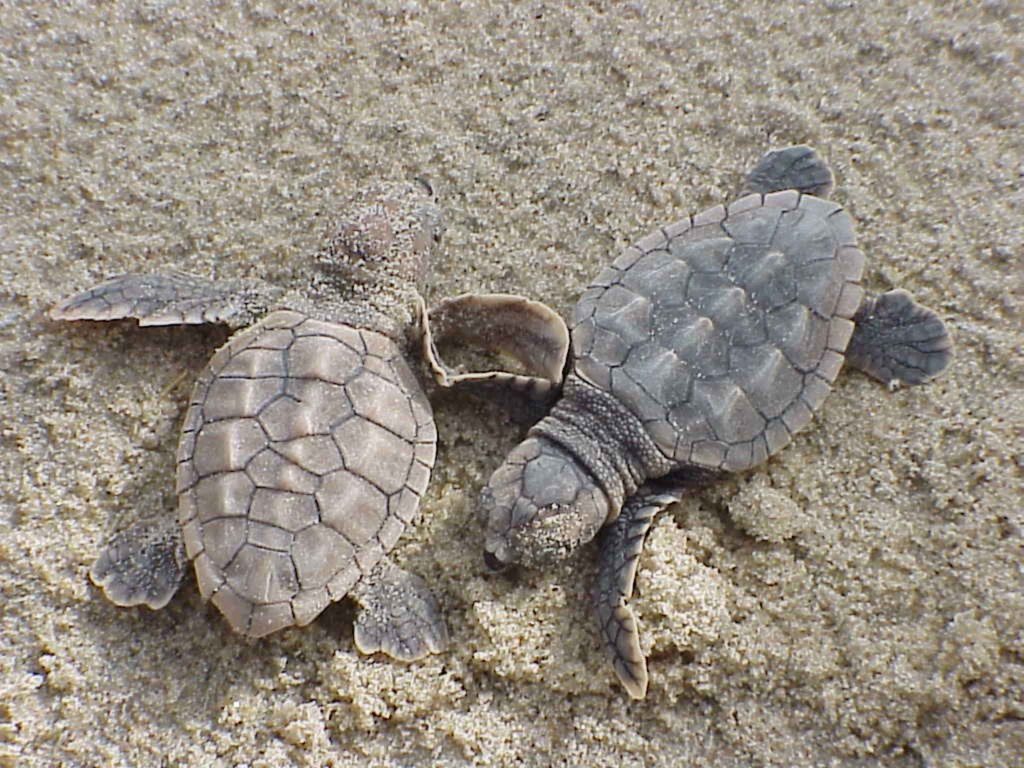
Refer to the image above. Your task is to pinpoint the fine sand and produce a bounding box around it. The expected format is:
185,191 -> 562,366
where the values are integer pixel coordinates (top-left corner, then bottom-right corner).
1,2 -> 1021,766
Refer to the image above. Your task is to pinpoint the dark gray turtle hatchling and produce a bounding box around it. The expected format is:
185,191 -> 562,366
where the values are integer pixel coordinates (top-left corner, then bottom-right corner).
478,146 -> 954,697
51,182 -> 558,660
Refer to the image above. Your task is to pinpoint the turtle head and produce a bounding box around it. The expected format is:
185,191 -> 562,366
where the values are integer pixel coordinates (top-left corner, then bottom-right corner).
317,179 -> 444,291
480,436 -> 610,571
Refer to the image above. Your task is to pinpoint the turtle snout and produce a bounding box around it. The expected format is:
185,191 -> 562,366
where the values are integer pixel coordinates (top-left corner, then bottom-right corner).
483,549 -> 508,573
478,463 -> 529,572
482,532 -> 516,573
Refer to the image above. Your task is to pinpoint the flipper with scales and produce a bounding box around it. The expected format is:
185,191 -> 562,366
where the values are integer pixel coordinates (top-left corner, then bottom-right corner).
89,514 -> 186,610
50,271 -> 278,329
351,557 -> 449,661
594,482 -> 699,699
846,288 -> 953,386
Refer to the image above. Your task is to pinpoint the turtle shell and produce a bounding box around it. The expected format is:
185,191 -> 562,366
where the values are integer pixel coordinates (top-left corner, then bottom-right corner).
176,310 -> 436,638
571,191 -> 865,473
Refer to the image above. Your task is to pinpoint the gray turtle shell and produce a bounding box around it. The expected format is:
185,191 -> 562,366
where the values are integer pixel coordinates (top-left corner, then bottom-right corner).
177,310 -> 437,638
571,190 -> 866,473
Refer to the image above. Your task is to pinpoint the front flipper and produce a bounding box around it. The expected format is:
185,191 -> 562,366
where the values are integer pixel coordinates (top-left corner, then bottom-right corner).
741,145 -> 835,198
421,293 -> 569,402
50,272 -> 279,329
594,485 -> 685,700
90,514 -> 186,610
847,289 -> 953,386
350,557 -> 449,662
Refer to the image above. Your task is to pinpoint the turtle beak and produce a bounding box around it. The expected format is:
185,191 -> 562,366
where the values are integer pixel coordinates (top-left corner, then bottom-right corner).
483,549 -> 507,573
482,537 -> 514,573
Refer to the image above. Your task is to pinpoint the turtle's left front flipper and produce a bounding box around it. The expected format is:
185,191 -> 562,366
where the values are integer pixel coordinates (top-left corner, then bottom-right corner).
50,272 -> 281,329
847,289 -> 953,387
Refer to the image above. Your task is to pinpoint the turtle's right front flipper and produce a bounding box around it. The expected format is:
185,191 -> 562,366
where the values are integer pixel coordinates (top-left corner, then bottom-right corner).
594,484 -> 687,700
50,272 -> 279,329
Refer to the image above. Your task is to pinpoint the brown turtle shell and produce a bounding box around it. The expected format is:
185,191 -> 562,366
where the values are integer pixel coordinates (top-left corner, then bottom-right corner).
176,310 -> 436,638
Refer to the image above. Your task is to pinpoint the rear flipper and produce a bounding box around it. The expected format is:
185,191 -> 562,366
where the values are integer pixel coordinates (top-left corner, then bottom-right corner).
351,557 -> 449,662
594,485 -> 686,700
90,514 -> 186,610
847,289 -> 953,386
50,272 -> 279,329
741,145 -> 835,198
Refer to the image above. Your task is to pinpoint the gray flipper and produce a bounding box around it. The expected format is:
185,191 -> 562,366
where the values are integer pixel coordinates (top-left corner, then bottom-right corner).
90,514 -> 186,610
741,145 -> 835,198
847,289 -> 953,386
350,557 -> 449,662
594,484 -> 686,700
421,293 -> 569,402
50,271 -> 279,329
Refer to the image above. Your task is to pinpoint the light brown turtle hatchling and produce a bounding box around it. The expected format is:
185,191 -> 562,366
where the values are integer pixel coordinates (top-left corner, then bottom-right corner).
51,181 -> 564,660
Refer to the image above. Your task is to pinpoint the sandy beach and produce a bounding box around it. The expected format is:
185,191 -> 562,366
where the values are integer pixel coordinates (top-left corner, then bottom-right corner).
1,2 -> 1021,766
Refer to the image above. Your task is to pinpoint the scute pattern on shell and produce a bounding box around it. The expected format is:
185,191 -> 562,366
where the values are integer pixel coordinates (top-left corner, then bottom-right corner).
571,191 -> 865,473
176,310 -> 437,638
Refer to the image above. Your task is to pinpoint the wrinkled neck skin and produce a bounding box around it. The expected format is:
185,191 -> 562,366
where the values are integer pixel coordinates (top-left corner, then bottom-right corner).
291,181 -> 442,342
481,375 -> 675,569
535,376 -> 676,510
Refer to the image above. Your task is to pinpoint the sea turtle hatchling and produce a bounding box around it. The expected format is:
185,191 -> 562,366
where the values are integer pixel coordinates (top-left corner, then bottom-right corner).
478,146 -> 954,697
51,181 -> 564,660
